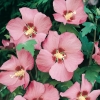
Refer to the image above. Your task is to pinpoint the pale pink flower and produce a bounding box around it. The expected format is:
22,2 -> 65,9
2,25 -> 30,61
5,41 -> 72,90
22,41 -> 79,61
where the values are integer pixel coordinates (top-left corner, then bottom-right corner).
88,0 -> 98,5
0,49 -> 34,92
53,0 -> 88,25
14,80 -> 59,100
6,7 -> 52,50
60,74 -> 100,100
36,31 -> 83,82
92,42 -> 100,65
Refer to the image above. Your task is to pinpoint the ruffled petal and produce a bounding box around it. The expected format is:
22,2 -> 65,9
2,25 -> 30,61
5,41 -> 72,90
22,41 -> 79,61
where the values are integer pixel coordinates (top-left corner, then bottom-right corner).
14,95 -> 26,100
53,0 -> 66,15
53,13 -> 67,25
49,62 -> 73,82
23,72 -> 30,88
24,81 -> 45,99
88,90 -> 100,100
34,13 -> 52,34
33,33 -> 46,50
43,31 -> 59,53
6,18 -> 25,40
66,0 -> 84,11
0,55 -> 20,71
59,32 -> 82,53
36,49 -> 55,72
64,51 -> 83,72
81,74 -> 92,93
0,71 -> 18,86
19,7 -> 38,24
60,82 -> 80,99
17,49 -> 34,70
41,84 -> 59,100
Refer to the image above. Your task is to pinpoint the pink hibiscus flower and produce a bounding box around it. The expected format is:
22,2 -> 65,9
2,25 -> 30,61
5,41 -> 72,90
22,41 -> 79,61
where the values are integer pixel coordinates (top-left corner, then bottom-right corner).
53,0 -> 88,25
14,80 -> 59,100
0,49 -> 34,92
60,74 -> 100,100
6,7 -> 52,50
36,31 -> 83,82
92,42 -> 100,65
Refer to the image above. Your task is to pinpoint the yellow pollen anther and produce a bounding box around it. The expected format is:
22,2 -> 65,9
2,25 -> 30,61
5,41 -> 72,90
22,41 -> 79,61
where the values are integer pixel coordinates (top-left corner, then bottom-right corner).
78,95 -> 86,100
25,27 -> 36,36
64,11 -> 76,20
10,69 -> 25,78
54,50 -> 65,61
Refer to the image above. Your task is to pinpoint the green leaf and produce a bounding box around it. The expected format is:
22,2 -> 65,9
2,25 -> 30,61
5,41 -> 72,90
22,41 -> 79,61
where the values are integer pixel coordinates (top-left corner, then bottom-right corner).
16,40 -> 37,56
59,23 -> 79,36
79,35 -> 93,58
57,81 -> 73,92
81,22 -> 96,37
73,67 -> 87,82
85,65 -> 100,85
37,71 -> 50,83
84,6 -> 92,14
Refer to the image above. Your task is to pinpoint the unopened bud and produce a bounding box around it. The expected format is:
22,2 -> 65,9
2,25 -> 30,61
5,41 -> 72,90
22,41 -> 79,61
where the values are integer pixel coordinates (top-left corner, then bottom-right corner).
96,8 -> 100,16
88,13 -> 94,21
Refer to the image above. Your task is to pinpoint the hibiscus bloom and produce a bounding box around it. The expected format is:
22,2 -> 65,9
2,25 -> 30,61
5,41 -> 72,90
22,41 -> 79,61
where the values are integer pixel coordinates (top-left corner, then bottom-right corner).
92,42 -> 100,65
0,49 -> 34,92
6,7 -> 52,50
36,31 -> 83,82
53,0 -> 88,25
60,74 -> 100,100
14,80 -> 59,100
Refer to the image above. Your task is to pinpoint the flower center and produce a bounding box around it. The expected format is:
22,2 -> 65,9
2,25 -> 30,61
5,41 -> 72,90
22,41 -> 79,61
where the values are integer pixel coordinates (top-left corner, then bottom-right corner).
10,69 -> 25,78
54,50 -> 66,61
23,23 -> 37,38
78,95 -> 86,100
64,11 -> 76,21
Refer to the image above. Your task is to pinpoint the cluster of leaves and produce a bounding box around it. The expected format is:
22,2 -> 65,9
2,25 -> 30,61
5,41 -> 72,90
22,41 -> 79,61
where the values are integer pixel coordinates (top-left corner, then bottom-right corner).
0,0 -> 100,100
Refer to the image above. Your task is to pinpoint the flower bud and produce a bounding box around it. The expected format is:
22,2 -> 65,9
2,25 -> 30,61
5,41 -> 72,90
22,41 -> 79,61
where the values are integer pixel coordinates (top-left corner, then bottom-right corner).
96,8 -> 100,16
88,13 -> 94,21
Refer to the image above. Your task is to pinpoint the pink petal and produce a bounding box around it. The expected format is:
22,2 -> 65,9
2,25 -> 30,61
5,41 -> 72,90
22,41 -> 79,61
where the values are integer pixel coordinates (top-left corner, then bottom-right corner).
17,49 -> 34,70
92,42 -> 99,58
43,31 -> 59,53
41,84 -> 59,100
53,13 -> 67,25
72,7 -> 88,25
7,76 -> 25,92
53,0 -> 66,15
14,35 -> 28,46
60,82 -> 80,99
0,71 -> 18,86
59,32 -> 82,53
33,33 -> 46,50
19,7 -> 38,24
14,95 -> 26,100
36,49 -> 55,72
23,72 -> 30,88
2,40 -> 10,47
81,74 -> 92,93
34,13 -> 52,34
6,18 -> 25,40
66,0 -> 84,11
92,55 -> 100,65
24,81 -> 45,99
49,62 -> 73,82
88,90 -> 100,100
7,86 -> 18,92
64,51 -> 83,72
0,55 -> 20,71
